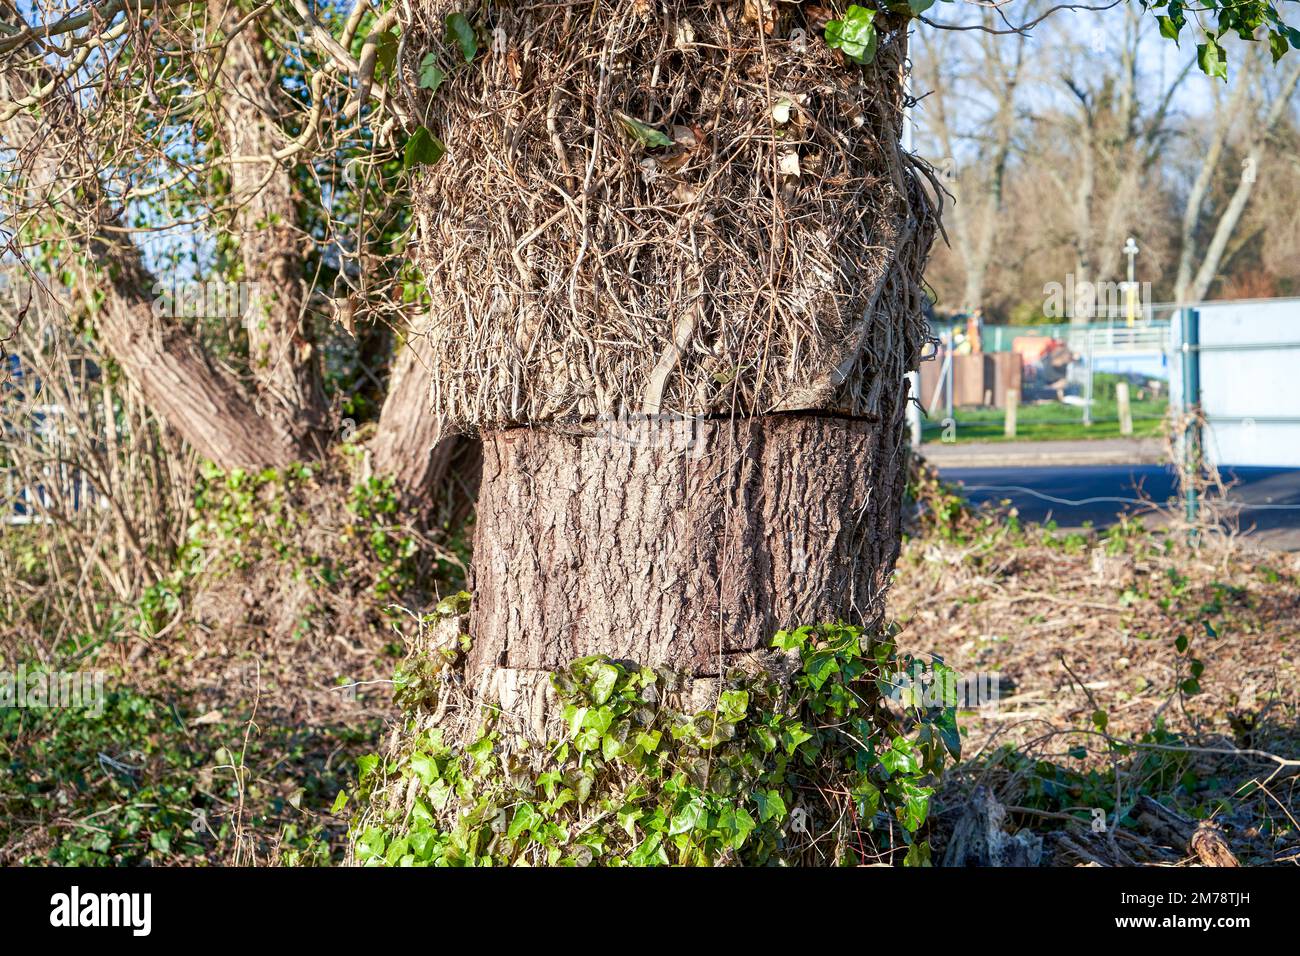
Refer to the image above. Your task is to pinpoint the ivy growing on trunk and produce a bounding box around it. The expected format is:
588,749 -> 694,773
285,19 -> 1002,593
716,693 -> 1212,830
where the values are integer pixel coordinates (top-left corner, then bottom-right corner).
348,622 -> 961,866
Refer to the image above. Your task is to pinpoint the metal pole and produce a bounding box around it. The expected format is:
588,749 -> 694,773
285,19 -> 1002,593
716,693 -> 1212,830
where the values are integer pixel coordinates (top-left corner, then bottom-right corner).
1083,329 -> 1094,426
926,346 -> 951,417
906,371 -> 922,447
1180,308 -> 1201,525
901,82 -> 920,450
945,335 -> 954,423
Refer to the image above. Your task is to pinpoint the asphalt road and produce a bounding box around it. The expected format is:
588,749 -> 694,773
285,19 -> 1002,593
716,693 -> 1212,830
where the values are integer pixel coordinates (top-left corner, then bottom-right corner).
944,464 -> 1300,550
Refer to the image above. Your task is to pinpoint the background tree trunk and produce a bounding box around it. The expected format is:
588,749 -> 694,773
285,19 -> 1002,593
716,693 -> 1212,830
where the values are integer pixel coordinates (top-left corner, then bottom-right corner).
0,53 -> 308,471
1179,58 -> 1300,303
217,16 -> 328,452
3,17 -> 468,490
88,235 -> 306,469
369,332 -> 466,506
918,13 -> 1025,313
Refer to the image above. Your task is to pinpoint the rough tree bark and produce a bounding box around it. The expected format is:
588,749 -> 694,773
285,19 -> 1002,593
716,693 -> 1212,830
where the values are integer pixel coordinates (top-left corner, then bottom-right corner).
369,331 -> 469,509
466,413 -> 906,694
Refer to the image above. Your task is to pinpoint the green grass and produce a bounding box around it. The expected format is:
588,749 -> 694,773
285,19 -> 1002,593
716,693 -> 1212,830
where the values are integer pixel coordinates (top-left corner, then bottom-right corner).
921,396 -> 1168,443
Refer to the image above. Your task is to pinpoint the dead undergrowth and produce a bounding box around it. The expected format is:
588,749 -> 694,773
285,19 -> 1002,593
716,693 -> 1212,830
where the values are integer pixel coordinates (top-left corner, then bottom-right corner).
895,458 -> 1300,866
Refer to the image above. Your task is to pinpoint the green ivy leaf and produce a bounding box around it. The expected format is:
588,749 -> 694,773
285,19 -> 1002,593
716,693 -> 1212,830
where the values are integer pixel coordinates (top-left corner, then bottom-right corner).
771,628 -> 808,652
355,827 -> 386,862
754,788 -> 787,823
781,720 -> 813,755
357,753 -> 379,784
466,733 -> 493,762
409,828 -> 436,859
536,770 -> 561,797
730,807 -> 757,849
627,831 -> 669,866
508,803 -> 541,840
880,736 -> 920,776
562,704 -> 586,736
897,780 -> 932,832
410,799 -> 434,825
409,752 -> 438,786
403,126 -> 446,170
445,12 -> 477,63
582,706 -> 614,736
590,662 -> 620,705
601,733 -> 622,762
618,805 -> 643,838
1165,0 -> 1186,33
824,5 -> 878,65
668,796 -> 707,835
718,689 -> 749,722
418,52 -> 446,92
937,713 -> 962,761
803,651 -> 840,690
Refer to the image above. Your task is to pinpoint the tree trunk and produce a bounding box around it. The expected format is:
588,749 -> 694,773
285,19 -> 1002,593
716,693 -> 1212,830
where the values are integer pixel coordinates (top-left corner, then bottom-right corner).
466,411 -> 907,695
921,18 -> 1023,315
217,16 -> 328,452
1183,59 -> 1300,303
2,8 -> 470,516
88,235 -> 306,470
400,0 -> 932,693
369,331 -> 468,510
